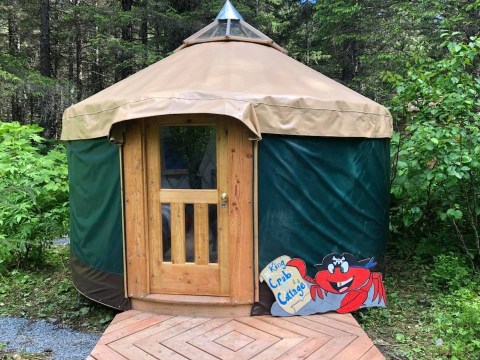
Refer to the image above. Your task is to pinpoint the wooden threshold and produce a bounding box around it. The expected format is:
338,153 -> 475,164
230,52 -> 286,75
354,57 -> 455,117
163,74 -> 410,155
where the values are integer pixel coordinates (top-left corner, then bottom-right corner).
144,293 -> 231,305
131,297 -> 252,317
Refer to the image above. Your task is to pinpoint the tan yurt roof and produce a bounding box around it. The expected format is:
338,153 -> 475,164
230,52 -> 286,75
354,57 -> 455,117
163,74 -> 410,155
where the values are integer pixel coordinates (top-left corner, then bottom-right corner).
61,1 -> 392,141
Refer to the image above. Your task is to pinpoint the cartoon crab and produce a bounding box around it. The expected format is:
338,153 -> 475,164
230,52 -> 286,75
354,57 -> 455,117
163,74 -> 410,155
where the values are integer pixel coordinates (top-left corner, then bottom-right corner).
287,253 -> 386,313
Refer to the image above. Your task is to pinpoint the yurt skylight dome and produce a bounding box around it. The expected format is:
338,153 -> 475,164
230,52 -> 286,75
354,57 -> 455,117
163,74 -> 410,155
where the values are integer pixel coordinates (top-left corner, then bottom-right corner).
176,0 -> 286,53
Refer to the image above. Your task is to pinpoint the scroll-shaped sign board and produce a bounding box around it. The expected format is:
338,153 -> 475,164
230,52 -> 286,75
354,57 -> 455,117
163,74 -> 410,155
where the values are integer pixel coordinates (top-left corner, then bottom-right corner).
261,253 -> 387,316
259,255 -> 311,314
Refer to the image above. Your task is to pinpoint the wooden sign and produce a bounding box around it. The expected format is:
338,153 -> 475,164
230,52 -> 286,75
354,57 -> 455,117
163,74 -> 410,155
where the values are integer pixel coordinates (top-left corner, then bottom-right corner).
259,255 -> 311,314
262,253 -> 387,316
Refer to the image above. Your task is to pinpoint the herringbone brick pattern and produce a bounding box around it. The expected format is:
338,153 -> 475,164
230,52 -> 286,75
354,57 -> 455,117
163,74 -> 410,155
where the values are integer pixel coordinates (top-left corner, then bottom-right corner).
87,310 -> 384,360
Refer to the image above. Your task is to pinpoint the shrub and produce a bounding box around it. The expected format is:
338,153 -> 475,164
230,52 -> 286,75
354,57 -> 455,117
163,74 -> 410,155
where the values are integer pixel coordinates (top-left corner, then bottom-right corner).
430,254 -> 473,291
386,36 -> 480,270
0,121 -> 69,269
432,287 -> 480,359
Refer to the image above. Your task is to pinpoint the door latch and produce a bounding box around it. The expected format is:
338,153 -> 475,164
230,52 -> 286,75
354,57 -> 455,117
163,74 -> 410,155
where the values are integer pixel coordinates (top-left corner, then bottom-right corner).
221,192 -> 228,208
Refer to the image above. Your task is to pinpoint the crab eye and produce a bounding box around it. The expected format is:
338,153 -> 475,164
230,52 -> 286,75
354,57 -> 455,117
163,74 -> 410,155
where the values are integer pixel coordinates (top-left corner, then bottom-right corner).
328,264 -> 334,274
340,262 -> 349,273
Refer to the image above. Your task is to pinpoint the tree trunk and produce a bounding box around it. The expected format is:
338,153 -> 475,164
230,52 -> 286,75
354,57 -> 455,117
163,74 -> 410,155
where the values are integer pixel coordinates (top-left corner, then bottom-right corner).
140,0 -> 149,67
8,0 -> 20,55
68,41 -> 74,83
117,0 -> 133,80
51,0 -> 60,77
341,39 -> 357,83
140,0 -> 148,45
75,9 -> 83,101
40,0 -> 52,77
40,0 -> 55,137
90,1 -> 104,95
8,0 -> 22,122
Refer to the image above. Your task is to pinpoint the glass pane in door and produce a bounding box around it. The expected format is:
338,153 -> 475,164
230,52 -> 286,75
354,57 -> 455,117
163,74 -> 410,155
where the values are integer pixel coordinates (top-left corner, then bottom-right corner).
160,126 -> 217,189
208,204 -> 218,263
161,203 -> 171,262
185,203 -> 195,263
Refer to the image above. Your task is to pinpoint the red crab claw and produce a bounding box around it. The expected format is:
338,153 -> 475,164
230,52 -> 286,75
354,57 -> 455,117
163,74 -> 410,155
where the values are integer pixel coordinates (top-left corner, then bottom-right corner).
286,258 -> 323,300
337,273 -> 387,313
286,258 -> 306,275
337,289 -> 369,314
371,273 -> 387,304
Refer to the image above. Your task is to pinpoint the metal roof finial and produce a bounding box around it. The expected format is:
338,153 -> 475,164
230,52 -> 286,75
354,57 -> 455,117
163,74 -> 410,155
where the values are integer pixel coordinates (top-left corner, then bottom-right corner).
215,0 -> 244,21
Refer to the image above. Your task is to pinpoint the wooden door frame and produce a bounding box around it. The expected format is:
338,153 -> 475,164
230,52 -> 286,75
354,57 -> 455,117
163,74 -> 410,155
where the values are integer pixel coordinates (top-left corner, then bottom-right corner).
123,115 -> 254,311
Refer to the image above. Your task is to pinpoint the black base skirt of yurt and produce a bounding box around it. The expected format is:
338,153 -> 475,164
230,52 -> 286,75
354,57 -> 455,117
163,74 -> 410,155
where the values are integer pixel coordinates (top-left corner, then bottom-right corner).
71,253 -> 130,310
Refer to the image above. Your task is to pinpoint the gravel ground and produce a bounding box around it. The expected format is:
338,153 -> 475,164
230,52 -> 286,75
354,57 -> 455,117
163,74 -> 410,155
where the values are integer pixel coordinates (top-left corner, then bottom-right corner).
51,237 -> 70,246
0,316 -> 100,360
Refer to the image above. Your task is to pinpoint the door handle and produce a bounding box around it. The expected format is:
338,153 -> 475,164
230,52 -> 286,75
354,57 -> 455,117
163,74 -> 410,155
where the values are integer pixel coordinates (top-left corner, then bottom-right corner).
221,192 -> 228,208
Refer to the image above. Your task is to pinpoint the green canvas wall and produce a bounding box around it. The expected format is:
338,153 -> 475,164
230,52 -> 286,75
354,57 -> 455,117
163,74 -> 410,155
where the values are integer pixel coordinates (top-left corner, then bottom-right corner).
67,138 -> 128,309
258,135 -> 390,275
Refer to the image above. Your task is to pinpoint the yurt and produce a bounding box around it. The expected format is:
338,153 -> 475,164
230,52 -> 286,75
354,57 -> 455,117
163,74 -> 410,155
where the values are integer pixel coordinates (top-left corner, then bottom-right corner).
62,1 -> 392,316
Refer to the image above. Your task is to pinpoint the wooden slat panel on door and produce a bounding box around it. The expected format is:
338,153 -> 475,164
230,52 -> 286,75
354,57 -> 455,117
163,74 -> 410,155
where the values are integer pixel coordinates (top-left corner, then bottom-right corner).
170,203 -> 186,264
160,189 -> 218,204
154,263 -> 221,295
194,204 -> 209,265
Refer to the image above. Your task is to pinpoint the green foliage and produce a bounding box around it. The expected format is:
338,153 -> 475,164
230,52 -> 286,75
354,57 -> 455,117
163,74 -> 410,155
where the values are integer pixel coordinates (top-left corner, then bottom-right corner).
0,246 -> 116,332
311,0 -> 480,102
356,256 -> 480,359
169,126 -> 215,188
430,254 -> 474,291
429,255 -> 480,358
312,0 -> 411,100
255,1 -> 321,66
0,351 -> 48,360
432,288 -> 480,358
0,122 -> 69,270
387,36 -> 480,270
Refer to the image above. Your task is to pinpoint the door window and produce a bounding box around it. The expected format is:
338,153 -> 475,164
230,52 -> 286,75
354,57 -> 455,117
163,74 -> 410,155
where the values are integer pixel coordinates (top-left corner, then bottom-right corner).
159,126 -> 216,189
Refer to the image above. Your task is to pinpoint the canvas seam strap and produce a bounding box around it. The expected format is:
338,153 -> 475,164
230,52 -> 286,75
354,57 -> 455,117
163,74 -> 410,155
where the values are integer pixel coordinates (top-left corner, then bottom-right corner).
64,95 -> 393,119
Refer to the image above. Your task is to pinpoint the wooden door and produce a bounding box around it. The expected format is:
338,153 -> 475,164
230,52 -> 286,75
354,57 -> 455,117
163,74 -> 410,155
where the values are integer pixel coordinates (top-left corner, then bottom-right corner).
146,118 -> 229,296
123,115 -> 254,304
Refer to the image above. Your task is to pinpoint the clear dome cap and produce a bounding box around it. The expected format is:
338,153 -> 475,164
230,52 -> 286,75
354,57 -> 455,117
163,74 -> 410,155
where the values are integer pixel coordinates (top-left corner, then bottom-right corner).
176,1 -> 286,53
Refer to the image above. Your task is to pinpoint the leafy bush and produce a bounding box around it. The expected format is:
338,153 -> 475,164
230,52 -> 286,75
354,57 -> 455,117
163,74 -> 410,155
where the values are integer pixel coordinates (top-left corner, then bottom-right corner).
0,122 -> 69,269
0,246 -> 116,331
386,36 -> 480,270
356,255 -> 480,359
429,254 -> 480,358
430,254 -> 473,291
432,287 -> 480,359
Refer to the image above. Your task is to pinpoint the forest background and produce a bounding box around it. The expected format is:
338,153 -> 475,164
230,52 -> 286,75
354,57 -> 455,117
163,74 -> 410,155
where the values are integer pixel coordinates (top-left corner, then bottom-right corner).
0,1 -> 479,359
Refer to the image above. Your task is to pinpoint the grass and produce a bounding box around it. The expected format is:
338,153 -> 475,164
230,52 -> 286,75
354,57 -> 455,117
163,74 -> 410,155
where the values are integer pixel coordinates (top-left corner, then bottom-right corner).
0,245 -> 116,359
0,246 -> 117,333
0,352 -> 48,360
355,254 -> 480,360
0,245 -> 479,360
